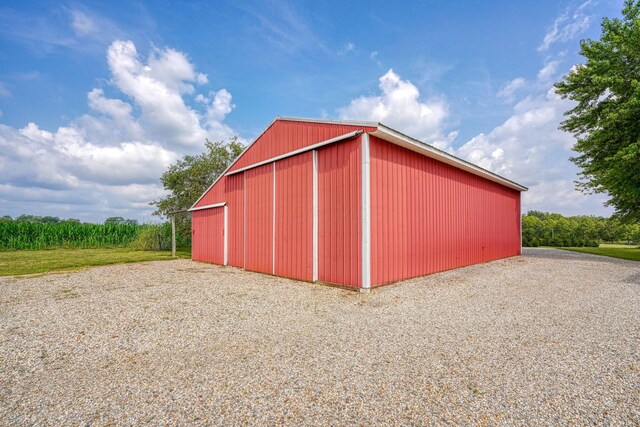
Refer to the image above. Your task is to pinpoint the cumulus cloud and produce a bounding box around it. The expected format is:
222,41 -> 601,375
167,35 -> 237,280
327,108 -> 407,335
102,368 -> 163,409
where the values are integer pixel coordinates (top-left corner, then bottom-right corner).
0,40 -> 238,222
457,76 -> 611,216
338,69 -> 456,149
454,0 -> 610,215
337,63 -> 609,215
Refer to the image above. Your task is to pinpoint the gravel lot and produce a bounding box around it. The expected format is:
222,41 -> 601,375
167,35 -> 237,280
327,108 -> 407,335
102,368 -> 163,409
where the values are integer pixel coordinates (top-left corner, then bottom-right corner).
1,248 -> 639,425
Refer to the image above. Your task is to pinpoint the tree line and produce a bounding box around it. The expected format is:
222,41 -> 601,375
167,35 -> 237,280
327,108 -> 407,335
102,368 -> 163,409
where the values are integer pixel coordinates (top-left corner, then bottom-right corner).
522,211 -> 640,247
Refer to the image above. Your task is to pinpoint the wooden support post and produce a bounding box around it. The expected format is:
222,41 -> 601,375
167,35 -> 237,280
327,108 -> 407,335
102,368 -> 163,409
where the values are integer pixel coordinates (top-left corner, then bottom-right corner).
171,215 -> 176,257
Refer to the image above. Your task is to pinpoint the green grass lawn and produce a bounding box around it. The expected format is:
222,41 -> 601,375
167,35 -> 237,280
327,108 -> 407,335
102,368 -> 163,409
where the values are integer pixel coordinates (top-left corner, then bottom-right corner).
559,243 -> 640,262
0,247 -> 191,276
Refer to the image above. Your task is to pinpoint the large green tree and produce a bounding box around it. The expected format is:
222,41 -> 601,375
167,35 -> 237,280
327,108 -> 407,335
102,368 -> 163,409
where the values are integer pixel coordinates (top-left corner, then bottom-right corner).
555,0 -> 640,222
151,137 -> 243,242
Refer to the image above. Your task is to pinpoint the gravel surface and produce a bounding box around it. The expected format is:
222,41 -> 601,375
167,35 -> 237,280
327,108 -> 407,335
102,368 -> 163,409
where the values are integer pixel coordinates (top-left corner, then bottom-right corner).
1,248 -> 639,425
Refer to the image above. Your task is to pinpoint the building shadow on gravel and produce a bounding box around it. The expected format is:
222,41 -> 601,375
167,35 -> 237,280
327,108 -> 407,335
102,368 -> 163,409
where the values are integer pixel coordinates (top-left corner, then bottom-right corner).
624,271 -> 640,285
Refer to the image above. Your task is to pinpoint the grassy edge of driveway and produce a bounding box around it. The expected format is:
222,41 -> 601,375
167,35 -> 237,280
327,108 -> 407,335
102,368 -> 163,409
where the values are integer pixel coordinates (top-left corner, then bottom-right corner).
0,247 -> 192,276
557,244 -> 640,262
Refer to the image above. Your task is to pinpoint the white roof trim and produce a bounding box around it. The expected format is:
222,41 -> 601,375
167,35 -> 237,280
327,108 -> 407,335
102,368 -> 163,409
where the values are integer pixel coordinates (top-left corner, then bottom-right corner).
225,130 -> 362,176
372,125 -> 528,192
276,116 -> 378,128
191,116 -> 527,210
188,202 -> 226,212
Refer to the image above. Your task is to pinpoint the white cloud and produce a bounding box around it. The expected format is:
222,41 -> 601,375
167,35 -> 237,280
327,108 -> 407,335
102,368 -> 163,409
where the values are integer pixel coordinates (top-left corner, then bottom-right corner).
537,59 -> 561,82
538,0 -> 594,52
106,40 -> 235,148
337,42 -> 355,56
0,40 -> 239,222
370,51 -> 382,66
205,89 -> 234,123
337,63 -> 610,216
87,88 -> 135,124
457,1 -> 610,216
457,84 -> 611,216
338,69 -> 455,149
70,10 -> 97,36
0,82 -> 11,97
497,77 -> 526,101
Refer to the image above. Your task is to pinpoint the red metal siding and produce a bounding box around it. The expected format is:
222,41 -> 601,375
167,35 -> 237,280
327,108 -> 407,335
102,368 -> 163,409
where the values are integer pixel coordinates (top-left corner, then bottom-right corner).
245,163 -> 274,274
194,175 -> 227,207
191,118 -> 524,289
274,152 -> 313,281
370,136 -> 521,286
225,173 -> 244,268
191,208 -> 225,264
228,120 -> 376,173
318,138 -> 362,287
193,120 -> 375,209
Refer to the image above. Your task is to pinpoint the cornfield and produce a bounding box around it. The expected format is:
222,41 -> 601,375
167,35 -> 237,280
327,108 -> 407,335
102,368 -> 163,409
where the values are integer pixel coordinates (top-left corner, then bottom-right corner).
0,222 -> 142,250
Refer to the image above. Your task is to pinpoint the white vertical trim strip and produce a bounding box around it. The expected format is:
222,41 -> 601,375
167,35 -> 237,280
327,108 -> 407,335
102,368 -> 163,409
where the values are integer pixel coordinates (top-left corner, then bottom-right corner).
243,172 -> 246,269
361,133 -> 371,289
272,162 -> 276,275
312,150 -> 319,281
223,205 -> 228,265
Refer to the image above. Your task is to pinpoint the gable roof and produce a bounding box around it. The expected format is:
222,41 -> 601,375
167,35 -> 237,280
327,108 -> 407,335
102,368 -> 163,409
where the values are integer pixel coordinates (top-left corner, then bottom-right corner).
191,117 -> 527,209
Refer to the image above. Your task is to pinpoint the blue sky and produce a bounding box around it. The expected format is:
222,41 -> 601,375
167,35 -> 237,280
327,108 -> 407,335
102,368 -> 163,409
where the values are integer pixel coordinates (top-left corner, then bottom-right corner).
0,0 -> 624,222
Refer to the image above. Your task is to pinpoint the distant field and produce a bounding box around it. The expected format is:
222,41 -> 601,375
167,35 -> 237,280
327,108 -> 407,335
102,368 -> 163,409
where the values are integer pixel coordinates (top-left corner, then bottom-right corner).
560,244 -> 640,262
0,248 -> 191,276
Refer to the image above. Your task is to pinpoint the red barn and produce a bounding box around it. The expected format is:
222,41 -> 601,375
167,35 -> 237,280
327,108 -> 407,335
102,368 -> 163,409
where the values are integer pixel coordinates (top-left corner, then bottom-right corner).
190,117 -> 527,291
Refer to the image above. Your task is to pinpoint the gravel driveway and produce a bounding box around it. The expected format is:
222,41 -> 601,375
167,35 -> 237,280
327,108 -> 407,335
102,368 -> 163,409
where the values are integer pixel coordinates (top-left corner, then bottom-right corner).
1,248 -> 639,425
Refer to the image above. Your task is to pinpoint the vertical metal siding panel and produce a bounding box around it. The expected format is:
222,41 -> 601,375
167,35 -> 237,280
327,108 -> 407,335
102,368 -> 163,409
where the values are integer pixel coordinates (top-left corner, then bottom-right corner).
355,138 -> 363,287
245,163 -> 273,274
370,140 -> 378,285
225,173 -> 244,267
380,140 -> 388,284
369,136 -> 521,286
387,144 -> 396,283
395,145 -> 403,279
416,155 -> 422,276
317,138 -> 361,287
191,208 -> 224,264
274,152 -> 313,281
335,144 -> 345,282
374,140 -> 382,285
